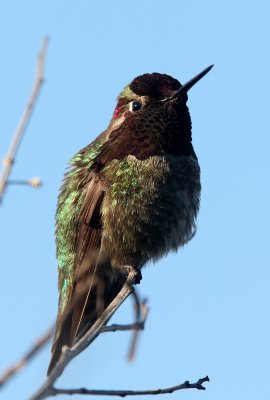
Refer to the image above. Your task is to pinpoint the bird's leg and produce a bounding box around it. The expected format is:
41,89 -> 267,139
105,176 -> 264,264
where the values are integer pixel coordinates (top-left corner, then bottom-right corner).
123,266 -> 142,285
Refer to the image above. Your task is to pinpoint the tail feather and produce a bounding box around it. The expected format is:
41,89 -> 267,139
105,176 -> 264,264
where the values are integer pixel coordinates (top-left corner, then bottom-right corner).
47,313 -> 73,375
47,272 -> 125,375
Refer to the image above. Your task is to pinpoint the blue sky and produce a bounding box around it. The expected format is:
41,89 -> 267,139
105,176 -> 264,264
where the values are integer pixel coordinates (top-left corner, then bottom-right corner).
0,1 -> 269,399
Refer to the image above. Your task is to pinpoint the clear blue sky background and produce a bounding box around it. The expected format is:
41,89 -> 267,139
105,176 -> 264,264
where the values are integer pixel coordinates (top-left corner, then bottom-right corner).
0,1 -> 269,399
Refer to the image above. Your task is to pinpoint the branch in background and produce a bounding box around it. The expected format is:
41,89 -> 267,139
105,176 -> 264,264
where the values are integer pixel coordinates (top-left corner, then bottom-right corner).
50,376 -> 210,397
0,36 -> 48,203
127,291 -> 147,361
0,326 -> 54,388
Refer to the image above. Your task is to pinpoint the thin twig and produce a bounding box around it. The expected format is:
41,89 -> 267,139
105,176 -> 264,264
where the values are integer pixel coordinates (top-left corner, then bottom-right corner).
127,291 -> 141,361
101,303 -> 148,333
29,271 -> 138,400
127,292 -> 148,361
50,376 -> 210,397
0,326 -> 54,388
7,178 -> 42,188
0,36 -> 48,203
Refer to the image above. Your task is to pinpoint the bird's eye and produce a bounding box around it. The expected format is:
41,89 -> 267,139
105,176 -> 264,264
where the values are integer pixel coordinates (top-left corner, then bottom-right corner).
129,101 -> 142,112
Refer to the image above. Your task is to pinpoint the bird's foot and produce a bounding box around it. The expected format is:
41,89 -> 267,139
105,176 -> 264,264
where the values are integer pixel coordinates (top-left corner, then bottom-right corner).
123,266 -> 142,285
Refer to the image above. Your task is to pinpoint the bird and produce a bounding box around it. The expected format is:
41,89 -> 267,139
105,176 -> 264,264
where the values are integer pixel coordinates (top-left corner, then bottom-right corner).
48,65 -> 213,374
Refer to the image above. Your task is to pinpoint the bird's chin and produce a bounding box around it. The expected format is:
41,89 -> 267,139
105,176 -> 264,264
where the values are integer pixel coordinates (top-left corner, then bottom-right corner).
108,115 -> 125,136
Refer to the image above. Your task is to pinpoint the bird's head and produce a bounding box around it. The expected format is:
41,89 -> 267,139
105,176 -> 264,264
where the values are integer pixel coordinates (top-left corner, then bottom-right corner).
104,66 -> 213,159
110,66 -> 213,131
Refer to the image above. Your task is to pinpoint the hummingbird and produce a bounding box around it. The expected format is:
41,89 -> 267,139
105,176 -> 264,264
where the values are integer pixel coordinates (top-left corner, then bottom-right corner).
48,65 -> 213,374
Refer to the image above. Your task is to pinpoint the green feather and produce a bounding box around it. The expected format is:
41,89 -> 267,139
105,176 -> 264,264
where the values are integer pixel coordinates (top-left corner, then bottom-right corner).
55,141 -> 103,313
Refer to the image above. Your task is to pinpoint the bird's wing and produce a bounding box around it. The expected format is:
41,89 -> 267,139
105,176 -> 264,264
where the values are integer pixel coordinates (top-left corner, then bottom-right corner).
48,174 -> 106,373
70,177 -> 106,338
49,131 -> 134,374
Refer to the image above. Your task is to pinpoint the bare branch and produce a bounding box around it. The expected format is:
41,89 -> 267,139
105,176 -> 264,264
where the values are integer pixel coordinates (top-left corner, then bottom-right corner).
0,36 -> 48,203
50,376 -> 210,397
0,326 -> 54,388
0,275 -> 147,395
28,270 -> 208,400
29,271 -> 137,400
0,295 -> 147,390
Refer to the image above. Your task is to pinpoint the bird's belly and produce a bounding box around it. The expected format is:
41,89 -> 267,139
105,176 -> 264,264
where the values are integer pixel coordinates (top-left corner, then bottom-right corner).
102,155 -> 200,268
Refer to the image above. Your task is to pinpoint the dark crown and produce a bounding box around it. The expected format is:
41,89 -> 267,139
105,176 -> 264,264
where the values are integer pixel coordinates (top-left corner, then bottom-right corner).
130,73 -> 181,100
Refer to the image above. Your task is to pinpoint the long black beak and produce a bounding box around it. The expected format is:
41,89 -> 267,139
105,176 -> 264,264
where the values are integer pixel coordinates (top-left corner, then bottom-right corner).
164,64 -> 214,102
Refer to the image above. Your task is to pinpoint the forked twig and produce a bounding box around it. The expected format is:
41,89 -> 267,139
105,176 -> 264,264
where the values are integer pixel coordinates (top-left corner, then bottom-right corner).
0,279 -> 148,391
29,271 -> 138,400
0,36 -> 48,202
50,376 -> 210,397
